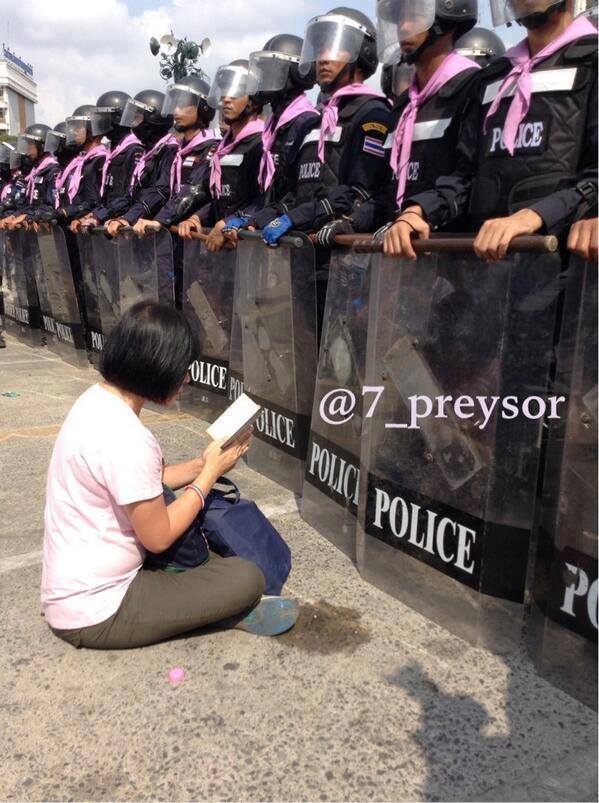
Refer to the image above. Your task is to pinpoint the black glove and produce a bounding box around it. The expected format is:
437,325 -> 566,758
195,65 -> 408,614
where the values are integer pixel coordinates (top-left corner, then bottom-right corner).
315,218 -> 355,248
36,210 -> 58,225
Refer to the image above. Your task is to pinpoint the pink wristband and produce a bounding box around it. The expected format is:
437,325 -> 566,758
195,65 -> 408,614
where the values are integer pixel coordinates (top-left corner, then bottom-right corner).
185,484 -> 206,508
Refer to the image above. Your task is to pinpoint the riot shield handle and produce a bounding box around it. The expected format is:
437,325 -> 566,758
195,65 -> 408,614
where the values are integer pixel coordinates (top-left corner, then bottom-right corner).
348,235 -> 559,254
168,225 -> 209,241
237,229 -> 304,249
88,226 -> 110,236
114,224 -> 134,236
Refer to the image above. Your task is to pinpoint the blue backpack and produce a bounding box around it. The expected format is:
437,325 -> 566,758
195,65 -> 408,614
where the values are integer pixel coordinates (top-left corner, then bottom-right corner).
147,478 -> 291,596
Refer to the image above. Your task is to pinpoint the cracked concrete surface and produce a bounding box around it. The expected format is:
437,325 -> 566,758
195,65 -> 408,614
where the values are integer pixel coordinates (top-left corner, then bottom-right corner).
0,334 -> 597,802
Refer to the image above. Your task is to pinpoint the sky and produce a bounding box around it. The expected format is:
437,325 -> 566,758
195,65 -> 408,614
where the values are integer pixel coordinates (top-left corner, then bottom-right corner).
2,0 -> 521,125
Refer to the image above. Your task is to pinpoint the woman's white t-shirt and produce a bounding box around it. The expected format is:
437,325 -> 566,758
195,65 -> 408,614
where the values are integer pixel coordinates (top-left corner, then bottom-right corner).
41,384 -> 163,629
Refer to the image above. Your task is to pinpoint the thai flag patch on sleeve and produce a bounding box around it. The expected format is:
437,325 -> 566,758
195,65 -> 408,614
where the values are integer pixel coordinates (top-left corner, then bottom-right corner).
362,135 -> 386,158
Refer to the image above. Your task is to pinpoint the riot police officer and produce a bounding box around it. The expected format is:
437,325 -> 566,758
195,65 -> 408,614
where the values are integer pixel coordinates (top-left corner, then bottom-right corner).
257,7 -> 391,250
363,0 -> 480,241
385,0 -> 598,261
222,34 -> 320,239
0,147 -> 29,221
177,60 -> 264,252
104,89 -> 179,235
455,26 -> 507,66
135,74 -> 219,234
23,122 -> 81,228
74,91 -> 144,230
1,124 -> 59,230
57,104 -> 108,227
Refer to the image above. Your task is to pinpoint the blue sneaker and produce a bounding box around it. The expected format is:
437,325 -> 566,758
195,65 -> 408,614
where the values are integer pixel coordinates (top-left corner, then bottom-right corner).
235,596 -> 299,636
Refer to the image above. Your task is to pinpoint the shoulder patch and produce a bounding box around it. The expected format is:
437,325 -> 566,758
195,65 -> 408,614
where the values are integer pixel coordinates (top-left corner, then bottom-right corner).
363,135 -> 386,157
362,121 -> 389,135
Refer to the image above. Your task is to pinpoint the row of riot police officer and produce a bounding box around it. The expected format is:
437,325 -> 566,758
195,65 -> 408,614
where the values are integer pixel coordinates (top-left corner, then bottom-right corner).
0,0 -> 596,284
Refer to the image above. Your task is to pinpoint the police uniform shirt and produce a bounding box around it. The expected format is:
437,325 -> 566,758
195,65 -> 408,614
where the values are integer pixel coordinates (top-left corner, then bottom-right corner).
123,141 -> 179,225
208,131 -> 264,225
0,172 -> 29,215
154,136 -> 219,228
271,92 -> 391,232
58,154 -> 106,223
352,67 -> 480,232
409,34 -> 598,235
92,140 -> 145,225
21,160 -> 62,219
253,108 -> 321,228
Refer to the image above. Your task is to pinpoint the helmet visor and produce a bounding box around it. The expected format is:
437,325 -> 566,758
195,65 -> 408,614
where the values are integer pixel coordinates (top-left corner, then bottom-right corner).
575,0 -> 598,22
207,66 -> 249,108
90,108 -> 115,137
65,116 -> 90,148
9,150 -> 22,170
161,85 -> 204,117
490,0 -> 563,26
247,51 -> 296,93
376,0 -> 436,62
44,130 -> 66,154
120,98 -> 151,128
299,15 -> 368,75
16,134 -> 41,156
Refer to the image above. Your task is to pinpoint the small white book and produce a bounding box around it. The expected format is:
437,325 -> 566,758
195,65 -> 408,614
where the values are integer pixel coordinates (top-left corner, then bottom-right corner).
206,393 -> 262,449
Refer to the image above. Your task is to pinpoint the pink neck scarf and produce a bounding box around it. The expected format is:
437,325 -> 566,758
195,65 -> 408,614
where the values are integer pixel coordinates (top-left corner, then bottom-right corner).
100,133 -> 142,196
209,118 -> 265,197
55,144 -> 108,206
170,129 -> 213,193
131,132 -> 177,190
318,83 -> 384,162
485,16 -> 597,155
1,181 -> 12,201
391,53 -> 478,206
26,154 -> 59,203
259,94 -> 317,191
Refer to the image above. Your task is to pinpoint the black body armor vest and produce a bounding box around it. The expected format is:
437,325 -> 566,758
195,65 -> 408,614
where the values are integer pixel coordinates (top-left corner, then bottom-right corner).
469,35 -> 597,224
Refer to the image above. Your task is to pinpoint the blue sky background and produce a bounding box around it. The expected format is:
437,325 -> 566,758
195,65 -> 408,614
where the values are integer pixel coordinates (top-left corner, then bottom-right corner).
2,0 -> 522,124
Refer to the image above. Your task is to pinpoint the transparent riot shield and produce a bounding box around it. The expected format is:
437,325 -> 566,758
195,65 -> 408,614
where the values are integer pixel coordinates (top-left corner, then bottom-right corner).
300,248 -> 371,559
36,228 -> 88,368
227,256 -> 245,405
180,240 -> 237,422
237,236 -> 317,494
155,228 -> 175,308
90,232 -> 121,340
76,233 -> 105,357
27,231 -> 58,350
1,230 -> 42,345
117,230 -> 164,314
356,249 -> 563,653
527,255 -> 597,707
0,231 -> 5,325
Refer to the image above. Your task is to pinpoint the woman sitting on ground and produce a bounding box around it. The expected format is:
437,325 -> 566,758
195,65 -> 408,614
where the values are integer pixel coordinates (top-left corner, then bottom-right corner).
41,300 -> 297,649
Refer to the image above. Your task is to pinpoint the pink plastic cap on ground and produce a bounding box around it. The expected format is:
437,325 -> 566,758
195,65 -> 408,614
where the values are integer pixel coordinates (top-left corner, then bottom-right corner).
167,667 -> 186,685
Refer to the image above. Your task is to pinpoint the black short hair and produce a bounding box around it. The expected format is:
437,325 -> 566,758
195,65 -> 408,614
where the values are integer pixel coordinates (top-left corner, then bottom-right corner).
99,301 -> 199,404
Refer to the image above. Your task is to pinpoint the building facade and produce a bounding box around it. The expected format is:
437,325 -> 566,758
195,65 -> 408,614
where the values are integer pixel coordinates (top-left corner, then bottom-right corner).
0,45 -> 37,137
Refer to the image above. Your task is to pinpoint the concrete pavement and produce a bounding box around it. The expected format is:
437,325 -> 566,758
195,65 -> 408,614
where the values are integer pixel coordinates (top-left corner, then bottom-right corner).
0,333 -> 596,802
